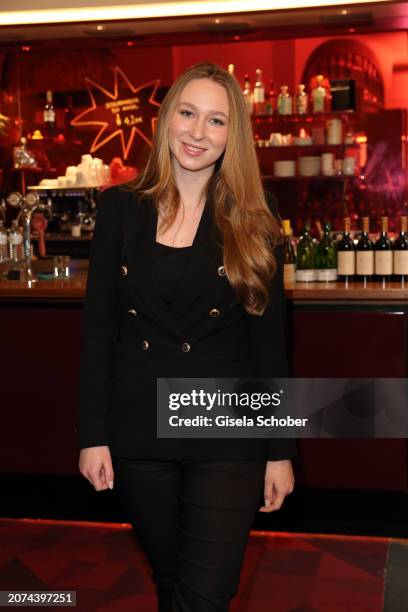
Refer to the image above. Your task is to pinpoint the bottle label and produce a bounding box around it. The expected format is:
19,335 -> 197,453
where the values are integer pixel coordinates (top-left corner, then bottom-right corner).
254,89 -> 265,104
296,269 -> 316,282
317,269 -> 337,281
0,234 -> 7,245
338,252 -> 355,275
375,251 -> 392,275
44,109 -> 56,122
356,251 -> 374,275
313,92 -> 325,112
284,263 -> 296,284
394,251 -> 408,275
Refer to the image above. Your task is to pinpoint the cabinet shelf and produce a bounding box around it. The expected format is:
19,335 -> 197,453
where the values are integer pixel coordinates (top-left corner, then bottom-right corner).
262,174 -> 356,181
252,111 -> 359,122
256,143 -> 359,151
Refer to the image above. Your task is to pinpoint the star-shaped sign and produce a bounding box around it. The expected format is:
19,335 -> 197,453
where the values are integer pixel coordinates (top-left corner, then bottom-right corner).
71,66 -> 161,160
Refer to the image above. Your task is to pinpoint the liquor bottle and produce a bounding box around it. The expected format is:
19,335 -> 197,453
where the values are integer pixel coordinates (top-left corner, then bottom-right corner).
315,220 -> 337,281
295,84 -> 308,115
227,63 -> 235,76
242,74 -> 254,115
311,75 -> 326,113
43,90 -> 56,137
0,220 -> 7,262
393,215 -> 408,280
253,68 -> 265,115
356,217 -> 374,281
265,80 -> 275,116
277,85 -> 292,115
296,222 -> 316,282
282,219 -> 296,285
337,217 -> 355,282
374,216 -> 393,280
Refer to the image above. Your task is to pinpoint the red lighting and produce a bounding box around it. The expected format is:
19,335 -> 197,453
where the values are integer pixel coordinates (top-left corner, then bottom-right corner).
127,41 -> 135,47
234,35 -> 240,41
349,27 -> 355,33
21,45 -> 31,52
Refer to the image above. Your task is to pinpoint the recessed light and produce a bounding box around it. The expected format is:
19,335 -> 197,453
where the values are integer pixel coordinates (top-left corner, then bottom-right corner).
96,24 -> 105,31
215,18 -> 221,24
341,9 -> 348,15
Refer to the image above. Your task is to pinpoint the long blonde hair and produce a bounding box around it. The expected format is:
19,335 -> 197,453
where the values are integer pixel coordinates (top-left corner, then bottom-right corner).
128,62 -> 281,315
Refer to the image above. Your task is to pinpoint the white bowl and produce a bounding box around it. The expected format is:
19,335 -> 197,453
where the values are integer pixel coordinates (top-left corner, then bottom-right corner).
274,160 -> 296,177
299,156 -> 320,176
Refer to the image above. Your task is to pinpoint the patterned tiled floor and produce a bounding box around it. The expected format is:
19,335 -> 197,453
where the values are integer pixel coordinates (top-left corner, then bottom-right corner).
0,518 -> 406,611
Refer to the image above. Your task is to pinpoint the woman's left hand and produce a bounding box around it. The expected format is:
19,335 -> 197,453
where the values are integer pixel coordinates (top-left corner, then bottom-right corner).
259,459 -> 295,513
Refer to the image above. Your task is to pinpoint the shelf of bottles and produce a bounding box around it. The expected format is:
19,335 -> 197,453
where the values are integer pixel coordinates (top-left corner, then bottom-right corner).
283,215 -> 408,287
231,64 -> 364,186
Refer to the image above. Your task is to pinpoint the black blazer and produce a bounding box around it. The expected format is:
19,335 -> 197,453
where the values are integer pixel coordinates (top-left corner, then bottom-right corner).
76,184 -> 297,462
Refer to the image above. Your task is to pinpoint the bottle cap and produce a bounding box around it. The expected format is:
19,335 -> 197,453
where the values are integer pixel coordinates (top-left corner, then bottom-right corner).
282,219 -> 291,235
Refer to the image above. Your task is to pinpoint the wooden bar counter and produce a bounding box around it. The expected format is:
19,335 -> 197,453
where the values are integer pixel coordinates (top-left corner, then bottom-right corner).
0,261 -> 407,495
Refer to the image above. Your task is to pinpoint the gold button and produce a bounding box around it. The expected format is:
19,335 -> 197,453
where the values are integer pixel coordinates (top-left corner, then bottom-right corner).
141,340 -> 149,350
209,308 -> 220,317
121,265 -> 128,276
182,342 -> 191,353
128,308 -> 137,316
217,265 -> 226,277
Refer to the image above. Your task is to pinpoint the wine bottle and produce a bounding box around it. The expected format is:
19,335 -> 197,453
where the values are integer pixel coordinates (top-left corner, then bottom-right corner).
356,217 -> 374,281
374,216 -> 392,280
282,219 -> 296,285
316,221 -> 337,281
393,215 -> 408,280
253,68 -> 265,115
243,74 -> 254,115
337,217 -> 355,282
43,90 -> 56,138
295,222 -> 316,282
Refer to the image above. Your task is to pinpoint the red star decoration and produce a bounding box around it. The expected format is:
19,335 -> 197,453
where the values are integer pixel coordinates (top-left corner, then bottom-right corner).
71,66 -> 161,160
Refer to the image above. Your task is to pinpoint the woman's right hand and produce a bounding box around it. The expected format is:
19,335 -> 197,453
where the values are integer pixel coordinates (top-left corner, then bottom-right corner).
79,446 -> 114,492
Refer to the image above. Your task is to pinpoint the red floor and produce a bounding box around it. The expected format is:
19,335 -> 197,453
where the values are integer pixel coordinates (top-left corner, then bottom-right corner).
0,518 -> 390,611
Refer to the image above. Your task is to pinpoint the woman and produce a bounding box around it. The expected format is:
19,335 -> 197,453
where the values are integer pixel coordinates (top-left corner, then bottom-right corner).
77,62 -> 296,612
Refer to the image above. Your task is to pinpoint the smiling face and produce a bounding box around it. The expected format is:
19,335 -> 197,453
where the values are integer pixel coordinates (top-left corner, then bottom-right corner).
168,78 -> 229,177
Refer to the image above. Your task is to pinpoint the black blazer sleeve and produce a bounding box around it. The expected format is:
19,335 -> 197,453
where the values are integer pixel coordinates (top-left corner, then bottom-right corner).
246,191 -> 298,461
76,186 -> 123,449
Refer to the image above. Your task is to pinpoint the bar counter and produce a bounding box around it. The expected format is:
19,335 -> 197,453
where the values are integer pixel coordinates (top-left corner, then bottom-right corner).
1,261 -> 407,495
1,260 -> 408,302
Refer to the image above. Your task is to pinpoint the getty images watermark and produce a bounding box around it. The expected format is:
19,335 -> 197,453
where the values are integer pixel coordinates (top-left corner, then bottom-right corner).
157,378 -> 408,439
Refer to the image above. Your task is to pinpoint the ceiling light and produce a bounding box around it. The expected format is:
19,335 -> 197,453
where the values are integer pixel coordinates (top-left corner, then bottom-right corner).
0,1 -> 388,27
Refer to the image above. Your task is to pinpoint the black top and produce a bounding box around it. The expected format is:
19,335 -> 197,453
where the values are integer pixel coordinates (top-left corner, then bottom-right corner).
155,240 -> 193,308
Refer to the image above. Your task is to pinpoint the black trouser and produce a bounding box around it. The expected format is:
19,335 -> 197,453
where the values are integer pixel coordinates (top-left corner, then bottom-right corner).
111,456 -> 266,612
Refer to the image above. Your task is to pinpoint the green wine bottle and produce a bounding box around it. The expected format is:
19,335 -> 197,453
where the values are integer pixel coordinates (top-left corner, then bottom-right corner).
295,222 -> 316,282
316,220 -> 337,281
